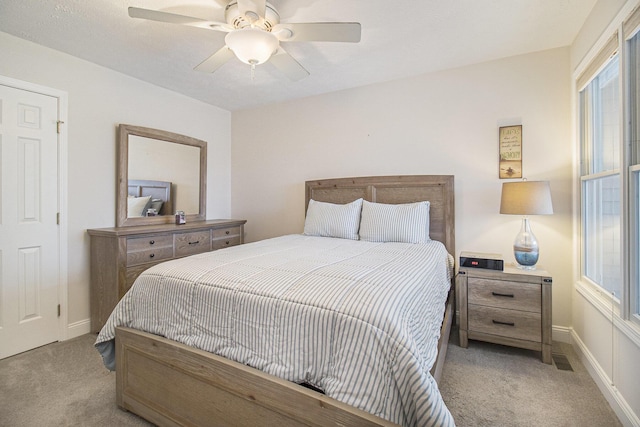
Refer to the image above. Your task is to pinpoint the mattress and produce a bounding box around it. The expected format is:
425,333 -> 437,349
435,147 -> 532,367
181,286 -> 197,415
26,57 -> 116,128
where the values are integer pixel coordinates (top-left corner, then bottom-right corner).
95,234 -> 454,427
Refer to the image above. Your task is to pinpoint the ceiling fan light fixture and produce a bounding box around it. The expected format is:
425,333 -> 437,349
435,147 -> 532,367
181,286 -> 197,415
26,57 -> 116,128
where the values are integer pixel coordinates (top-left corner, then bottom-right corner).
225,27 -> 279,65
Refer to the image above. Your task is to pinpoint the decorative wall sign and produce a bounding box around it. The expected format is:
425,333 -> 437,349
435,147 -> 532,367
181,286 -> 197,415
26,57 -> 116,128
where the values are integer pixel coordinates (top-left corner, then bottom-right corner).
499,125 -> 522,179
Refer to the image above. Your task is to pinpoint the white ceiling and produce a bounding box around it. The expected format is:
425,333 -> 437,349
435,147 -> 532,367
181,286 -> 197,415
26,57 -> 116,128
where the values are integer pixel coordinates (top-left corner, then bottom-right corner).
0,0 -> 596,111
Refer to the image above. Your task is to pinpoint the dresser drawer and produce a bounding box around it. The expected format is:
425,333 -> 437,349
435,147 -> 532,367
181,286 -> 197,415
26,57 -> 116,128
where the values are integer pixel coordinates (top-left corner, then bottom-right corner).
127,246 -> 174,266
212,226 -> 242,239
127,234 -> 173,252
175,230 -> 211,257
123,264 -> 160,296
468,278 -> 540,313
468,304 -> 541,342
212,236 -> 241,250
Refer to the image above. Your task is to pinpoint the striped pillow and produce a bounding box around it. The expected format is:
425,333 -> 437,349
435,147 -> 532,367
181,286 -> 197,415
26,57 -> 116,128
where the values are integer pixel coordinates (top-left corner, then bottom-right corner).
303,198 -> 363,240
359,200 -> 430,243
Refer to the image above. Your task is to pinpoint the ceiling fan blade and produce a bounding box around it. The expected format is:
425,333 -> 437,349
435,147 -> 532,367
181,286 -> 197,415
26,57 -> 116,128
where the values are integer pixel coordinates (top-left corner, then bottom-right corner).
273,22 -> 361,43
269,49 -> 309,81
128,7 -> 232,32
194,47 -> 236,73
236,0 -> 267,21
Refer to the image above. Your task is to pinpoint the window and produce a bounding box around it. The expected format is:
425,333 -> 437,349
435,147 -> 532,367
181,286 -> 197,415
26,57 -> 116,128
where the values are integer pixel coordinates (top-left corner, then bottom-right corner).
579,55 -> 621,299
579,12 -> 640,327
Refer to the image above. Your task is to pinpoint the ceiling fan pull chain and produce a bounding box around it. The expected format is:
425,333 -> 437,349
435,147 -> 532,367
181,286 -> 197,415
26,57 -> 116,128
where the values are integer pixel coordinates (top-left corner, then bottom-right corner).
251,62 -> 256,80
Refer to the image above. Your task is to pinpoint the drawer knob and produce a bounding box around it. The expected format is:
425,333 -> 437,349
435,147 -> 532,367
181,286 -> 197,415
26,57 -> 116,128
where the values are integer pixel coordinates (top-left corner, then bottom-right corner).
492,291 -> 514,298
188,241 -> 200,245
149,240 -> 155,245
225,230 -> 230,235
225,240 -> 230,245
492,319 -> 515,327
149,253 -> 155,258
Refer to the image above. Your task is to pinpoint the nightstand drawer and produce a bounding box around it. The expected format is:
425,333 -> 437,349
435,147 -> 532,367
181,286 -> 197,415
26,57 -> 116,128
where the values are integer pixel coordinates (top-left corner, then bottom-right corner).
127,246 -> 174,266
468,278 -> 541,313
468,305 -> 541,342
174,230 -> 211,257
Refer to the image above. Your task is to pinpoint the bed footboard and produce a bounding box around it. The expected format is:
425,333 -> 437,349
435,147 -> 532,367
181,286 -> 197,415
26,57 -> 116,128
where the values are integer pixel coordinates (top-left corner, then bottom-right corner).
115,327 -> 398,427
115,289 -> 453,426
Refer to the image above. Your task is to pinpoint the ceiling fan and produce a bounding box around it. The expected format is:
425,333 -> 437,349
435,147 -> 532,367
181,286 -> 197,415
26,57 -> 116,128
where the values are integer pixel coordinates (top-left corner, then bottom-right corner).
128,0 -> 361,80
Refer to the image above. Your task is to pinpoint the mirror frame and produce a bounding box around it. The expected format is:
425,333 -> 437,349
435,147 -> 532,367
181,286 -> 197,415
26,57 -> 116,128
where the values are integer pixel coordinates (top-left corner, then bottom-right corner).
116,124 -> 207,227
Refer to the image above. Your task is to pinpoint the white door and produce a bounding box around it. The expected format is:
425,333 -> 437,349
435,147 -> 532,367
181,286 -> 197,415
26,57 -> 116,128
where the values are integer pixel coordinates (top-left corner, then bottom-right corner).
0,84 -> 60,359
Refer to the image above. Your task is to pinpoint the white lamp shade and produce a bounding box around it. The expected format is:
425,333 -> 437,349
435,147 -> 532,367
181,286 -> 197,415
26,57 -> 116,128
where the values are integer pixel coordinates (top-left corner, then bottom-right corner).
500,181 -> 553,215
225,28 -> 279,65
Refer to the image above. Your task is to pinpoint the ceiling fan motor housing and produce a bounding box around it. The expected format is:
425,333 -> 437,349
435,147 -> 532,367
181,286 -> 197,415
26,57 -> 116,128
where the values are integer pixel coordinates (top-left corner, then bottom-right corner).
225,1 -> 280,31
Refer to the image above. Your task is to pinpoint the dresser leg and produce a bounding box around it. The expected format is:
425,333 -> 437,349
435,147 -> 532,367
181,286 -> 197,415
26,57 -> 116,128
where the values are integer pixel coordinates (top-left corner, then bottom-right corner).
459,329 -> 468,348
542,344 -> 552,364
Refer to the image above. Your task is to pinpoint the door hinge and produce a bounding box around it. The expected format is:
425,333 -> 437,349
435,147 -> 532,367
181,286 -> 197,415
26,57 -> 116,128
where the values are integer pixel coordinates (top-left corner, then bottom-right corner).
56,212 -> 60,224
56,120 -> 64,134
57,304 -> 61,317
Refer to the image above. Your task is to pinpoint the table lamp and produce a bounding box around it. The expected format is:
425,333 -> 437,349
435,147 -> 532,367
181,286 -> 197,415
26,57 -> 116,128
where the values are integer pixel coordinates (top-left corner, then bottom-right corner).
500,180 -> 553,270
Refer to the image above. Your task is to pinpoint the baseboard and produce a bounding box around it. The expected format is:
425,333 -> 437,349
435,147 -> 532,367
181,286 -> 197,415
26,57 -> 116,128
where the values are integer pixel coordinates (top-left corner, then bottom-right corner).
66,319 -> 91,340
552,325 -> 571,344
570,329 -> 640,427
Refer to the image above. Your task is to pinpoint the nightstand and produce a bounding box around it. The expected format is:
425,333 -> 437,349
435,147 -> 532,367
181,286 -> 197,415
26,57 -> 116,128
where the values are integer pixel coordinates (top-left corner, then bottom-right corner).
458,263 -> 552,364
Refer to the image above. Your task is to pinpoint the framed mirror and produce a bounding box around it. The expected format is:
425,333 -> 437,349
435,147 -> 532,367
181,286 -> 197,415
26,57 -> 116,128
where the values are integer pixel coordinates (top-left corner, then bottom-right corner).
116,124 -> 207,227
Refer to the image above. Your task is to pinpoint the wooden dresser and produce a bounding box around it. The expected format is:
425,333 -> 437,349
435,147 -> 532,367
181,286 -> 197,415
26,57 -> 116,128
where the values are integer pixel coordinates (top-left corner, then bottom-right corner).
458,264 -> 553,363
87,219 -> 246,333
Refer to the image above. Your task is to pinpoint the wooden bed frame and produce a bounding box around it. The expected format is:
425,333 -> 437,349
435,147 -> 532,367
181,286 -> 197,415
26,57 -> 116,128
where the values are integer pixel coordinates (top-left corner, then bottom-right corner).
115,175 -> 455,427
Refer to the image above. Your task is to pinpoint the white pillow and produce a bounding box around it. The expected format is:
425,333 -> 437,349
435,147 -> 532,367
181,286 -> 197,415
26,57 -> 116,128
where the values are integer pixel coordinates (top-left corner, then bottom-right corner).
303,198 -> 363,240
127,195 -> 152,217
359,200 -> 430,243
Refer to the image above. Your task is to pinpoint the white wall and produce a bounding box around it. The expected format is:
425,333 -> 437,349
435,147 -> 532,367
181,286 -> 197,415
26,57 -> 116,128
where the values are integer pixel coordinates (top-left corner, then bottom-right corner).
570,0 -> 640,425
0,31 -> 232,331
231,47 -> 573,329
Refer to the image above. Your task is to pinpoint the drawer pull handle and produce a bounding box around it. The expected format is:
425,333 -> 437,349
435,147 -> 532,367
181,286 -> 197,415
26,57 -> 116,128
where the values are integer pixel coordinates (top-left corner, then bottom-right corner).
225,230 -> 230,235
188,241 -> 200,245
225,241 -> 230,245
149,253 -> 155,258
492,292 -> 514,298
492,320 -> 515,327
149,240 -> 155,245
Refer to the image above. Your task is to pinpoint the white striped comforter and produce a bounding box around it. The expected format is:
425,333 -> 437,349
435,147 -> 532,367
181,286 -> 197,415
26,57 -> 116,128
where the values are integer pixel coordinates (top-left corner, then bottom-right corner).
95,234 -> 455,427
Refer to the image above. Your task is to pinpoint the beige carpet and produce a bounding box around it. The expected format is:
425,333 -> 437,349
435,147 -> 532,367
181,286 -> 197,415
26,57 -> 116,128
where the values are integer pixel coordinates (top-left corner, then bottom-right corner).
0,331 -> 621,426
438,330 -> 621,427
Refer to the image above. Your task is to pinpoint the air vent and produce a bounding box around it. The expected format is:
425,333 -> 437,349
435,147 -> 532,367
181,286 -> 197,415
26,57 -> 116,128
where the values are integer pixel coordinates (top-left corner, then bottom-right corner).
552,352 -> 574,371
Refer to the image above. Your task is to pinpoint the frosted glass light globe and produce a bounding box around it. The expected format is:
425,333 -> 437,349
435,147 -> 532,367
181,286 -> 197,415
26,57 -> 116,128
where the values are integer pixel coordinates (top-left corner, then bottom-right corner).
225,27 -> 279,65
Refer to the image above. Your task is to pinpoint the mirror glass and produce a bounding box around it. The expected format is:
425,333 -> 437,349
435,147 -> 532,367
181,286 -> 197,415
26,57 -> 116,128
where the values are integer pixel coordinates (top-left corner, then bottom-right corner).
116,124 -> 207,227
128,136 -> 200,214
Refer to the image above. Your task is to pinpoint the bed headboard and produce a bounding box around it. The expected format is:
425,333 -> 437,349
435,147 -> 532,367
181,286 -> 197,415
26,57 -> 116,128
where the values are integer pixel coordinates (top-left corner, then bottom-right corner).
305,175 -> 455,256
128,179 -> 173,215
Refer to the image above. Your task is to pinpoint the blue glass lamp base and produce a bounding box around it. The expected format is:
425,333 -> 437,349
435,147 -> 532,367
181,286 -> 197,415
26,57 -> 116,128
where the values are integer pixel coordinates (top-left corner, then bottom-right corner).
514,249 -> 538,270
513,217 -> 540,270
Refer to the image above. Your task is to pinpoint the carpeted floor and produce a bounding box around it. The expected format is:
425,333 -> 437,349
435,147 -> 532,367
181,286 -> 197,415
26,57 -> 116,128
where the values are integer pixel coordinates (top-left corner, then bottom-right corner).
438,330 -> 621,427
0,330 -> 621,426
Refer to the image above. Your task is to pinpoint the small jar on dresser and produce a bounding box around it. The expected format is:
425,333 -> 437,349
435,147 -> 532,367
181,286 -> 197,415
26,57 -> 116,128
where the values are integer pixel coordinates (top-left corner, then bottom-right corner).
457,262 -> 553,364
87,219 -> 246,333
